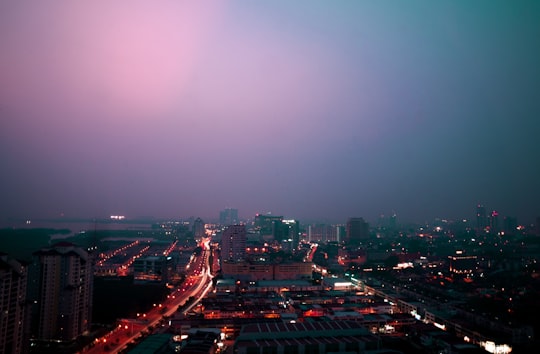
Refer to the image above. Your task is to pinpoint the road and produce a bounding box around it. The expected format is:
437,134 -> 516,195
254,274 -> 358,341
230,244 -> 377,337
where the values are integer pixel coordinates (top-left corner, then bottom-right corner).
81,240 -> 213,354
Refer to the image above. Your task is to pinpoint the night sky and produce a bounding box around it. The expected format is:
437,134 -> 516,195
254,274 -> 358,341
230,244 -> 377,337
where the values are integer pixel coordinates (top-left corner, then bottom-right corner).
1,1 -> 539,225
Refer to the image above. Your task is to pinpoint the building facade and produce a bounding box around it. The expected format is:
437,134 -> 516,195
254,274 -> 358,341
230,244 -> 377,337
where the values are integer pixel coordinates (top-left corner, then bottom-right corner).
133,256 -> 171,283
254,214 -> 283,238
476,204 -> 487,232
220,208 -> 239,226
221,261 -> 312,281
0,254 -> 27,354
221,225 -> 247,262
346,217 -> 369,244
234,321 -> 373,354
308,224 -> 341,243
280,219 -> 300,251
29,242 -> 93,341
192,217 -> 206,239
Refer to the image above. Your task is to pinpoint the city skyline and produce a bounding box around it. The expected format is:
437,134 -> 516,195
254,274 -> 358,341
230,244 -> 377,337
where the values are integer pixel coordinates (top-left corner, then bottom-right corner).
1,202 -> 534,230
1,2 -> 540,226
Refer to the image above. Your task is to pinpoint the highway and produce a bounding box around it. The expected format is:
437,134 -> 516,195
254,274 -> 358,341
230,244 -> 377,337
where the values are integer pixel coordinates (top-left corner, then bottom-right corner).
81,240 -> 213,354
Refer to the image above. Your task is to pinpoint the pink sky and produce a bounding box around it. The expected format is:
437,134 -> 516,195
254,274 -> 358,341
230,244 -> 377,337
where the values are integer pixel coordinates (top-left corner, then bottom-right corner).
1,1 -> 539,223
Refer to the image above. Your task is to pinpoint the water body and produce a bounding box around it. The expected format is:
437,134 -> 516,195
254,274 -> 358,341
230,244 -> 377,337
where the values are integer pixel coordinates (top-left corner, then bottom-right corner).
3,219 -> 154,238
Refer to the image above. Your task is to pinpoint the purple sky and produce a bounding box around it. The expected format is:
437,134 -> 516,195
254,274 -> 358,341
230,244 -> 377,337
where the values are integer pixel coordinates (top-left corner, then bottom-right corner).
1,1 -> 540,225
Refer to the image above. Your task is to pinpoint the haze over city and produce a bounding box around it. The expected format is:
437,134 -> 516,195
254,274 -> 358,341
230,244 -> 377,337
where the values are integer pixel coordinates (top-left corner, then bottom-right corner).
1,1 -> 539,225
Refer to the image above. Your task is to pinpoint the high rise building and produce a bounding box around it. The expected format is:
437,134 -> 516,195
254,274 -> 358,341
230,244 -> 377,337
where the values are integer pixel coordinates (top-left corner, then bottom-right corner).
192,217 -> 205,239
503,216 -> 517,236
0,254 -> 27,354
221,225 -> 247,262
254,214 -> 283,238
219,208 -> 239,226
336,225 -> 345,243
28,242 -> 93,341
377,213 -> 397,230
307,224 -> 339,243
489,210 -> 499,234
346,217 -> 369,244
389,212 -> 397,230
281,219 -> 300,251
476,204 -> 487,232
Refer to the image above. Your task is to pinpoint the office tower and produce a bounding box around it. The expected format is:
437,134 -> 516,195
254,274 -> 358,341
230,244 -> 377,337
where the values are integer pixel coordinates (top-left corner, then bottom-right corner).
336,225 -> 345,243
219,208 -> 239,226
378,213 -> 398,230
281,219 -> 300,250
389,212 -> 397,230
489,210 -> 499,234
0,254 -> 27,354
346,217 -> 369,244
254,214 -> 283,238
476,204 -> 487,232
503,216 -> 517,236
28,242 -> 93,341
221,225 -> 247,261
308,224 -> 339,243
308,224 -> 323,243
192,217 -> 205,239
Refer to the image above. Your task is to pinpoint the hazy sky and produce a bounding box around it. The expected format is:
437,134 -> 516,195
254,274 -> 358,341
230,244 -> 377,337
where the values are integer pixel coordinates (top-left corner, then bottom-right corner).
1,1 -> 539,225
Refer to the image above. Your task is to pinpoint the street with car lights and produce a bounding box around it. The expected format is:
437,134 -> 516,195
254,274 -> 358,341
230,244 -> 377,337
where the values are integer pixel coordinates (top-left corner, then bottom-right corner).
82,240 -> 213,353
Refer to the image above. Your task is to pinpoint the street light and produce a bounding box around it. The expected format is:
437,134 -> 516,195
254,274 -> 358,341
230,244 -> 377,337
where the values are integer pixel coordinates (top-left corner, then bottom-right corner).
124,322 -> 133,336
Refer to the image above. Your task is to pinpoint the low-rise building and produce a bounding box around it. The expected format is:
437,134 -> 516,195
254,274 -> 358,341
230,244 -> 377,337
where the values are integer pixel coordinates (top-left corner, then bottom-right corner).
133,256 -> 171,283
234,321 -> 378,354
221,260 -> 312,281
